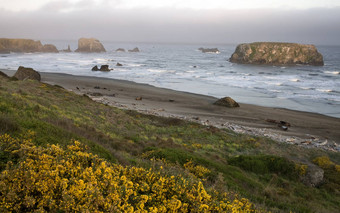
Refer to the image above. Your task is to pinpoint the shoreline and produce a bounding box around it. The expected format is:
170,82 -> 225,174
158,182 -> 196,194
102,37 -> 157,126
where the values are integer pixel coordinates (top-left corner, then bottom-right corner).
2,69 -> 340,151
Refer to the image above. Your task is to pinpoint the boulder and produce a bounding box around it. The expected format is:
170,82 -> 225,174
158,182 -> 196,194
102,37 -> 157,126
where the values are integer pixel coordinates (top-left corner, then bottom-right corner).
128,47 -> 140,52
99,65 -> 110,71
75,38 -> 106,53
92,65 -> 99,71
116,48 -> 125,52
0,71 -> 9,78
42,44 -> 59,53
199,47 -> 220,53
14,66 -> 41,81
213,97 -> 240,108
116,62 -> 123,66
229,42 -> 324,66
301,164 -> 324,187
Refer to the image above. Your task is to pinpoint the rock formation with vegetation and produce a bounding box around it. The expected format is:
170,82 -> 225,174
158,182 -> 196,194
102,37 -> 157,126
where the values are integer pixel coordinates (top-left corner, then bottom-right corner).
75,38 -> 106,53
230,42 -> 324,66
0,38 -> 59,53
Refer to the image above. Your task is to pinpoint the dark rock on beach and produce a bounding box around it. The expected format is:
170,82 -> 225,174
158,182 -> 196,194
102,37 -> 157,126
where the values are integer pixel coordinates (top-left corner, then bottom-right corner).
199,47 -> 220,53
229,42 -> 324,66
128,47 -> 140,52
213,97 -> 240,108
116,48 -> 125,52
0,38 -> 59,53
75,38 -> 106,53
14,66 -> 41,81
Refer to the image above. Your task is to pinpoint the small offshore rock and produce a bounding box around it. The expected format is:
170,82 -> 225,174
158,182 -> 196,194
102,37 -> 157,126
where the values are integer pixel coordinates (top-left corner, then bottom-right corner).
198,47 -> 220,53
213,97 -> 240,108
128,47 -> 140,52
14,66 -> 41,81
92,65 -> 99,71
116,48 -> 125,52
116,62 -> 123,66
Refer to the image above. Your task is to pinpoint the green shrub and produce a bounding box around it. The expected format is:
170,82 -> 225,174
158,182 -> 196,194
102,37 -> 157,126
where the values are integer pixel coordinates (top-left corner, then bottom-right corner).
228,155 -> 297,178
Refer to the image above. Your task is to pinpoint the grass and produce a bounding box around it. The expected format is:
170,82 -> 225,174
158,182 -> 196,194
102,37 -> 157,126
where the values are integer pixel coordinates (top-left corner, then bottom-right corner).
0,75 -> 340,212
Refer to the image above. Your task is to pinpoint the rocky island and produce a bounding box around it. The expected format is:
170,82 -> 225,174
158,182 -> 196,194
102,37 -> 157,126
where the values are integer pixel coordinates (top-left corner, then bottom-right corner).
75,38 -> 106,53
229,42 -> 324,66
0,38 -> 58,53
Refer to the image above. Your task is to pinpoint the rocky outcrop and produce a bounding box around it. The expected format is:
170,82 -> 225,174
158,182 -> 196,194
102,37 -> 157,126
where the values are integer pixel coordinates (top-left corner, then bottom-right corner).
116,63 -> 123,66
0,38 -> 59,53
92,65 -> 111,72
301,164 -> 324,187
42,44 -> 59,53
230,42 -> 324,66
116,48 -> 125,52
75,38 -> 106,53
128,47 -> 140,52
213,97 -> 240,108
61,45 -> 72,52
14,66 -> 41,81
199,47 -> 220,53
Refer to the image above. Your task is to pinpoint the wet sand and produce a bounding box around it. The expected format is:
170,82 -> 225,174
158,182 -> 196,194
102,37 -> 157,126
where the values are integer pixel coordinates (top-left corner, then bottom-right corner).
2,69 -> 340,151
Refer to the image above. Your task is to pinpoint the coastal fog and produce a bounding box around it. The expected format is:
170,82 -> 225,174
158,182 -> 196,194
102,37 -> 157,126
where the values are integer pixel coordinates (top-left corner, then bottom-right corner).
0,0 -> 340,45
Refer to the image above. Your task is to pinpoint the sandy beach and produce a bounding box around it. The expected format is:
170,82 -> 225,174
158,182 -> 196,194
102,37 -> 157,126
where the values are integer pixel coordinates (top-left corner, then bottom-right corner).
2,69 -> 340,151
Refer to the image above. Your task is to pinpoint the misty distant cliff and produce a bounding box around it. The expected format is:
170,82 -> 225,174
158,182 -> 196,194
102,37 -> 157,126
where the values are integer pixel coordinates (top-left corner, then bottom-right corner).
0,38 -> 58,53
229,42 -> 324,66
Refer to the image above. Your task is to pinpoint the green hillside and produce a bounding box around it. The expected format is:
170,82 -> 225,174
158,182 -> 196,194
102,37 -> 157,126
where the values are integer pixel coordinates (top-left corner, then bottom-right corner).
0,74 -> 339,212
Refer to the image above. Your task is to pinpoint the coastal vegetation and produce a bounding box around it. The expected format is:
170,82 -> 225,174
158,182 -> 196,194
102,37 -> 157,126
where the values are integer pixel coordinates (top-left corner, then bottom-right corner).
0,75 -> 339,212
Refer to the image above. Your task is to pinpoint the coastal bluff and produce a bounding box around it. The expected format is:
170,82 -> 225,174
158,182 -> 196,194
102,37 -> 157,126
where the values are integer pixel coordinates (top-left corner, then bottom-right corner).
229,42 -> 324,66
0,38 -> 58,53
75,38 -> 106,53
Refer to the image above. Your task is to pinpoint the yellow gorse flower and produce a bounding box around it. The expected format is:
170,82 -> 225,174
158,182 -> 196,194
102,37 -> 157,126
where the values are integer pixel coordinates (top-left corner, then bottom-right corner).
0,134 -> 257,212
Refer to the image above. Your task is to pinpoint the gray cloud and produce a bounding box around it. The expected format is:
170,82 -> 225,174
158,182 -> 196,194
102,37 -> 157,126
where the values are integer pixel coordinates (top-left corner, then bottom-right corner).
0,6 -> 339,45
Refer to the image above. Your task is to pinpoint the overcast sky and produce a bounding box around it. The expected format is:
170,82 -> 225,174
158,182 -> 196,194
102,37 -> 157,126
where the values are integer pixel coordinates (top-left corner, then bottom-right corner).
1,0 -> 340,45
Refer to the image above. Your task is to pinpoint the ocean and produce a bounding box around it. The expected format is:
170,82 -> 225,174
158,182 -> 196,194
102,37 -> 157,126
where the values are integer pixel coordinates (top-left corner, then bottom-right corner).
1,41 -> 340,118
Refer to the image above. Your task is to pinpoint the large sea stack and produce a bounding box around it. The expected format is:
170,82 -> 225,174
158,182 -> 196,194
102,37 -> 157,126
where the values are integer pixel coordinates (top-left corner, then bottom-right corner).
0,38 -> 59,53
229,42 -> 324,66
75,38 -> 106,53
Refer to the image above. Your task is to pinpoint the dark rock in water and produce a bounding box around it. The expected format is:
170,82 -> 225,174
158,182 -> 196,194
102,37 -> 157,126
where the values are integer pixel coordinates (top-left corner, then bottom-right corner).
213,97 -> 240,108
199,47 -> 220,53
92,65 -> 112,71
301,164 -> 324,187
128,47 -> 140,52
229,42 -> 324,66
116,48 -> 125,52
116,63 -> 123,66
99,65 -> 111,71
75,38 -> 106,53
92,65 -> 99,71
42,44 -> 59,53
62,45 -> 72,52
14,66 -> 41,81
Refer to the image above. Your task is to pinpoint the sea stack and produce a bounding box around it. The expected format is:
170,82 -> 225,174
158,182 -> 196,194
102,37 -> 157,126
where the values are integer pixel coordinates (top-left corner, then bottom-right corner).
229,42 -> 324,66
75,38 -> 106,53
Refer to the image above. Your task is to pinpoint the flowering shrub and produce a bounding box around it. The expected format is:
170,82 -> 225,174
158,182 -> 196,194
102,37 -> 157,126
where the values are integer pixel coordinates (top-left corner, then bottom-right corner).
184,160 -> 211,179
0,134 -> 257,212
